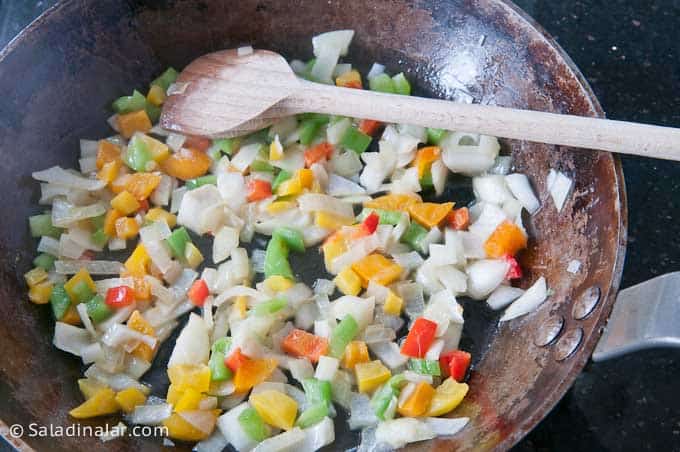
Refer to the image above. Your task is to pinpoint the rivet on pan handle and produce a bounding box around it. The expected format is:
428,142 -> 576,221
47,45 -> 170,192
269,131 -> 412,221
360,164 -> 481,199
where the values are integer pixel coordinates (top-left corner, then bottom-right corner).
592,272 -> 680,362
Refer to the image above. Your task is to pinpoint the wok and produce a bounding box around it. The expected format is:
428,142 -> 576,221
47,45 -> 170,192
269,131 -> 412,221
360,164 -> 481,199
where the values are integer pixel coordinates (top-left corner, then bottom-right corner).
2,0 -> 662,450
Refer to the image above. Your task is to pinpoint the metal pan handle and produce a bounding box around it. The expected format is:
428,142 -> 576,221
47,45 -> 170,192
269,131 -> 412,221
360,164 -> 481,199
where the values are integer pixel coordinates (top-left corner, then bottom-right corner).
592,272 -> 680,361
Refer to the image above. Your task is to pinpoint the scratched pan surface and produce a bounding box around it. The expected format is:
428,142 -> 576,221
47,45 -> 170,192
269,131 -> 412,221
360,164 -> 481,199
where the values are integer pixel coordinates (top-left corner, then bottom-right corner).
0,0 -> 626,450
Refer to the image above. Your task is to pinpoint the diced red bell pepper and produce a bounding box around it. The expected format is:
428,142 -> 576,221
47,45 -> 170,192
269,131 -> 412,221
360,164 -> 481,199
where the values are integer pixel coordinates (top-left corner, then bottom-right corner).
224,347 -> 249,372
504,254 -> 522,280
184,135 -> 211,152
400,317 -> 438,358
246,179 -> 272,202
304,142 -> 333,167
362,211 -> 380,234
105,285 -> 135,308
187,279 -> 209,306
358,119 -> 382,136
440,350 -> 471,382
281,328 -> 329,363
447,207 -> 470,230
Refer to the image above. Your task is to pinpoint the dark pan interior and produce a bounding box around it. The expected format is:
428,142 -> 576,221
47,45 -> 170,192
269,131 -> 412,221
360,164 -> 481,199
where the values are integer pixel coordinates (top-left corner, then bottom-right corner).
0,0 -> 626,450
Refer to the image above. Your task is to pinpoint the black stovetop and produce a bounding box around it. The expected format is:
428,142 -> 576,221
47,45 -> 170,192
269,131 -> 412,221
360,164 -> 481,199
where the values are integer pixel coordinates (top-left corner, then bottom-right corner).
1,1 -> 679,451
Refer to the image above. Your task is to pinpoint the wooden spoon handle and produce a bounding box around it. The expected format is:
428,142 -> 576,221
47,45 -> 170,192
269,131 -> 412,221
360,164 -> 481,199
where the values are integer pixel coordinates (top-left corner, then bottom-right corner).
285,79 -> 680,160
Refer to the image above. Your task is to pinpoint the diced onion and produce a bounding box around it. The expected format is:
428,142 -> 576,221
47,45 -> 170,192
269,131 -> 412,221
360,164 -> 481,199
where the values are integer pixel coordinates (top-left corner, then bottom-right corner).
298,193 -> 354,218
547,169 -> 573,212
500,276 -> 548,321
237,45 -> 254,56
55,260 -> 124,275
486,285 -> 525,310
505,173 -> 540,214
466,259 -> 509,299
32,166 -> 106,191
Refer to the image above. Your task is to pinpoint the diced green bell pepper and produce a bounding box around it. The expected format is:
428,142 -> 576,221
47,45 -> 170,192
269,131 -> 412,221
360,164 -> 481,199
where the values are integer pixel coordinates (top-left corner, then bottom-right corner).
71,281 -> 95,304
400,222 -> 429,253
91,228 -> 109,248
150,67 -> 179,92
302,378 -> 332,405
209,337 -> 233,382
50,284 -> 71,320
357,208 -> 402,225
295,402 -> 329,428
271,170 -> 292,192
145,102 -> 161,123
299,120 -> 323,146
408,358 -> 441,376
420,170 -> 434,190
264,235 -> 294,280
392,73 -> 411,95
213,137 -> 240,156
90,214 -> 106,230
29,213 -> 63,238
86,294 -> 112,323
238,407 -> 270,442
329,314 -> 359,358
340,127 -> 372,154
272,227 -> 305,253
370,374 -> 407,420
33,253 -> 56,271
165,227 -> 191,259
124,134 -> 153,172
426,127 -> 447,145
369,73 -> 396,94
185,175 -> 217,190
250,160 -> 275,173
251,297 -> 287,316
112,90 -> 147,114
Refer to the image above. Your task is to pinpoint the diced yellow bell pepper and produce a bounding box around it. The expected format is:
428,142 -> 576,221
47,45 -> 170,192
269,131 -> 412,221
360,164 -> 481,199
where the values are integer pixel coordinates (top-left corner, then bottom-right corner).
61,305 -> 82,326
408,202 -> 454,229
184,242 -> 204,269
263,275 -> 294,292
168,365 -> 212,393
98,159 -> 122,185
334,267 -> 362,296
315,211 -> 354,230
69,387 -> 119,419
234,296 -> 248,319
128,310 -> 156,362
166,384 -> 183,406
163,411 -> 219,442
115,387 -> 147,413
249,390 -> 298,431
296,168 -> 314,189
383,290 -> 404,316
336,69 -> 362,88
64,268 -> 96,301
147,84 -> 166,106
266,200 -> 295,215
136,133 -> 170,163
111,190 -> 141,215
115,217 -> 140,240
125,243 -> 150,277
412,146 -> 441,178
24,267 -> 48,287
117,110 -> 152,139
96,140 -> 122,169
104,208 -> 124,236
29,280 -> 53,304
132,276 -> 152,301
269,137 -> 284,160
364,193 -> 421,212
233,358 -> 277,393
78,378 -> 107,400
351,254 -> 403,288
174,387 -> 203,412
276,178 -> 303,197
322,233 -> 347,270
145,207 -> 177,228
425,377 -> 469,417
355,360 -> 391,393
342,341 -> 370,370
397,381 -> 435,417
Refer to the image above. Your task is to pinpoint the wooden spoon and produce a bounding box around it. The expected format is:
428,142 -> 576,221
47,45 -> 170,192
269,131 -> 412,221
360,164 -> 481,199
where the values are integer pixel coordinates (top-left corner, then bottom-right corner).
160,48 -> 680,160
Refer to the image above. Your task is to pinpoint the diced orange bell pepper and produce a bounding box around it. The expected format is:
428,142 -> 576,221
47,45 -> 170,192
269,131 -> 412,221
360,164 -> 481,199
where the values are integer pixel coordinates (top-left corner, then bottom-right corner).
447,207 -> 470,230
69,387 -> 119,419
296,168 -> 314,189
96,140 -> 121,169
408,202 -> 454,228
161,147 -> 212,180
281,329 -> 329,363
111,190 -> 141,215
412,146 -> 441,178
336,69 -> 362,89
484,220 -> 528,258
351,254 -> 403,288
225,347 -> 249,372
97,160 -> 122,185
233,358 -> 278,393
249,390 -> 298,431
365,193 -> 421,212
117,110 -> 152,139
246,179 -> 272,202
397,381 -> 435,417
61,305 -> 82,326
358,119 -> 382,136
146,84 -> 166,106
184,136 -> 212,152
103,209 -> 123,236
342,341 -> 370,370
125,243 -> 150,277
127,310 -> 156,362
304,142 -> 334,167
115,217 -> 140,240
163,410 -> 219,442
111,172 -> 162,200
